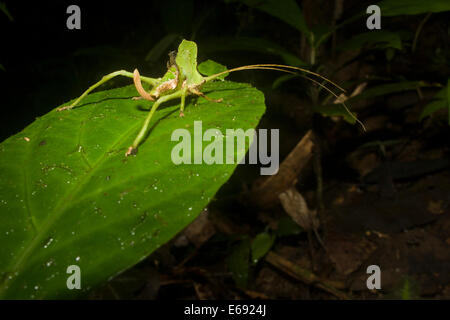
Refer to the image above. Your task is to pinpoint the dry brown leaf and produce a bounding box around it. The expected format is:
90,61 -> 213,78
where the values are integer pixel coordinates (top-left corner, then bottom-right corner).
278,187 -> 319,231
333,82 -> 367,104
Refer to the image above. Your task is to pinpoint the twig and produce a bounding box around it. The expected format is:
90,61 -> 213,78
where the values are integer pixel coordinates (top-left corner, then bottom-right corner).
412,13 -> 432,53
265,251 -> 350,299
249,130 -> 314,208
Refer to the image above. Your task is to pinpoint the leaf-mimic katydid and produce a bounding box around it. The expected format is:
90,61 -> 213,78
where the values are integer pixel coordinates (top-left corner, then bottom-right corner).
57,39 -> 363,156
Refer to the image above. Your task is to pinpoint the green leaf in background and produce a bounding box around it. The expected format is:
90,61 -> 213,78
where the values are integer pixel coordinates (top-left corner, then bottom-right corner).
339,30 -> 403,51
347,80 -> 430,103
378,0 -> 450,16
447,79 -> 450,125
420,100 -> 447,121
385,47 -> 396,61
314,104 -> 357,124
144,34 -> 180,64
160,0 -> 194,34
275,216 -> 303,237
250,232 -> 275,264
319,81 -> 432,123
234,0 -> 310,35
272,74 -> 299,90
226,238 -> 251,288
358,139 -> 403,150
310,24 -> 333,49
0,2 -> 13,22
0,63 -> 5,71
0,81 -> 265,299
400,278 -> 413,300
198,59 -> 229,80
318,81 -> 440,124
419,79 -> 450,124
388,277 -> 420,300
202,37 -> 307,67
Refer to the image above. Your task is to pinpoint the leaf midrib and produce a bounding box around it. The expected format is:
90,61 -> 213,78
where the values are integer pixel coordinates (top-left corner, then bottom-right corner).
0,107 -> 144,295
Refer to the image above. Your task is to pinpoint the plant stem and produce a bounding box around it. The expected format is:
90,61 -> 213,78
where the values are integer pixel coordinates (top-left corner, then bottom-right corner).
412,13 -> 432,53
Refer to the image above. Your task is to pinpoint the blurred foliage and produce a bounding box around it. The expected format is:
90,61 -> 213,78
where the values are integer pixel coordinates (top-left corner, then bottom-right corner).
226,217 -> 302,287
226,238 -> 251,288
420,79 -> 450,125
0,1 -> 13,21
378,0 -> 450,16
145,34 -> 181,65
201,36 -> 308,67
388,277 -> 420,300
0,1 -> 13,72
251,231 -> 275,265
214,0 -> 450,124
228,0 -> 311,36
339,31 -> 403,51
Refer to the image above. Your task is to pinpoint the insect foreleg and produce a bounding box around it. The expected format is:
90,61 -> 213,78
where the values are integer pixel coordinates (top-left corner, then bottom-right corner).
125,90 -> 183,156
179,86 -> 188,117
57,70 -> 158,111
133,69 -> 156,101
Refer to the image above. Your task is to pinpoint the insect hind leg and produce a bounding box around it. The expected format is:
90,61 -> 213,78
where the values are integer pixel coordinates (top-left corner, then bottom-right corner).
189,87 -> 223,103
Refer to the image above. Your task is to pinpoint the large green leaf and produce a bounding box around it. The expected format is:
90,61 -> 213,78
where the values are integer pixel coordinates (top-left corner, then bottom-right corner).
378,0 -> 450,16
0,81 -> 265,299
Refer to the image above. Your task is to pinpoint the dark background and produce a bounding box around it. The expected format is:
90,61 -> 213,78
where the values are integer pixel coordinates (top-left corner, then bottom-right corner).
1,0 -> 449,299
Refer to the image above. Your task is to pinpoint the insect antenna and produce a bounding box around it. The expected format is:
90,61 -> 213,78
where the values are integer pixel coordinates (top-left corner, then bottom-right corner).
204,64 -> 366,130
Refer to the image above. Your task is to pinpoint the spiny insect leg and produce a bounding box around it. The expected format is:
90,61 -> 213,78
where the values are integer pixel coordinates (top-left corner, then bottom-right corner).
126,90 -> 183,156
190,87 -> 223,103
57,70 -> 157,111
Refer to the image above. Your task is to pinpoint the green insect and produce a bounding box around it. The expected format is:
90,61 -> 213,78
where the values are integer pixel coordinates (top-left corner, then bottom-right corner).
57,39 -> 362,156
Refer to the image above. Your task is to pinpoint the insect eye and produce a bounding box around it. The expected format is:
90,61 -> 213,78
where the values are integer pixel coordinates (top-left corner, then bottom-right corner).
168,50 -> 177,66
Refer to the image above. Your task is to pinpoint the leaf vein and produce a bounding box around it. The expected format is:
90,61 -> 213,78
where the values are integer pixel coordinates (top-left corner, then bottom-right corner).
3,111 -> 143,284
